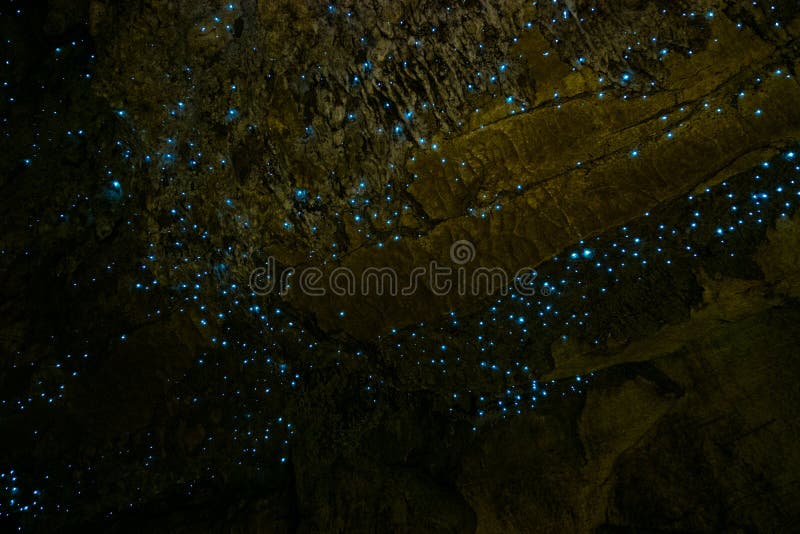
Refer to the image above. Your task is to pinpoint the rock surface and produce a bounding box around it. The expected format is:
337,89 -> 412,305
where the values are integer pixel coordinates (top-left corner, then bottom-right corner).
1,1 -> 800,532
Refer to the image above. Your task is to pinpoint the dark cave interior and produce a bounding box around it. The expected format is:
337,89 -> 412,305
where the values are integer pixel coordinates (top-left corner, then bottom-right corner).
2,1 -> 800,532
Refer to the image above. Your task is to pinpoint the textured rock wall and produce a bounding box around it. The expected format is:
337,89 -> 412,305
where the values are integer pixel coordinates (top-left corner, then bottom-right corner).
2,0 -> 800,532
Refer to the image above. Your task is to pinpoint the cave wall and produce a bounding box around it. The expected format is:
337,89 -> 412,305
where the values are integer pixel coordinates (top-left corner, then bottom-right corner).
2,1 -> 800,532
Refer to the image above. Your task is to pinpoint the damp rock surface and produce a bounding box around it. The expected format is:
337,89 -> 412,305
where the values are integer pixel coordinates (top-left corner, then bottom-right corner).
2,1 -> 800,532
